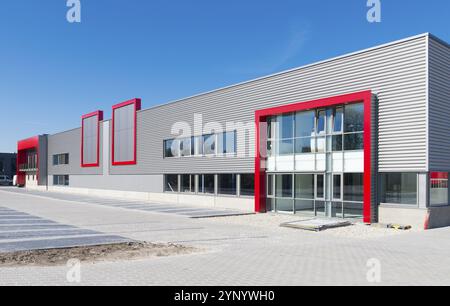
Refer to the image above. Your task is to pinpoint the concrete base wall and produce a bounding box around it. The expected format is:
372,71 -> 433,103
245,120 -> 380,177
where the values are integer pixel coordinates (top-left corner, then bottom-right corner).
379,205 -> 450,230
427,206 -> 450,229
44,186 -> 254,212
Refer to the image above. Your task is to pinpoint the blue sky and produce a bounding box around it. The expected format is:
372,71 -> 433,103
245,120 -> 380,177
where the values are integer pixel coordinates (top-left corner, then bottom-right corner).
0,0 -> 448,152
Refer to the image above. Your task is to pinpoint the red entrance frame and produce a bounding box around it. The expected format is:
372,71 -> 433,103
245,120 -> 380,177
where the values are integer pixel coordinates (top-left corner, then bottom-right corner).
81,110 -> 104,168
255,91 -> 373,224
111,98 -> 141,166
17,136 -> 40,187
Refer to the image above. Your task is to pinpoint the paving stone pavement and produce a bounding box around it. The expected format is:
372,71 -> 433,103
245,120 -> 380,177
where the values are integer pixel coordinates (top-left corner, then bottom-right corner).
1,187 -> 450,286
4,188 -> 252,219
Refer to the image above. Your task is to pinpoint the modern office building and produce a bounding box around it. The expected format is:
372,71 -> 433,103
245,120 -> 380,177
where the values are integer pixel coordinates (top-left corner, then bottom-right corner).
17,33 -> 450,229
0,153 -> 17,178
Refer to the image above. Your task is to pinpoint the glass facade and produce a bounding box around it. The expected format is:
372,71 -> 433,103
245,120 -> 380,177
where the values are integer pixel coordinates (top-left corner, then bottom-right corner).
430,172 -> 449,206
265,102 -> 364,219
381,173 -> 417,205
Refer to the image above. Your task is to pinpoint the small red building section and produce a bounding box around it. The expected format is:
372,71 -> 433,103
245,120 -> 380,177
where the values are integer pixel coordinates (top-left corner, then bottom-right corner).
17,136 -> 40,187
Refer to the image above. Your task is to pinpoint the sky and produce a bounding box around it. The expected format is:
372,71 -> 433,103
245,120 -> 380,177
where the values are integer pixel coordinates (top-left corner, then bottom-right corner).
0,0 -> 448,152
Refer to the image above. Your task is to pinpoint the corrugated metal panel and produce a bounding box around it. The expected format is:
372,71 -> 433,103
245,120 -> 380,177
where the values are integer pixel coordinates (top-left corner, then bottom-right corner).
48,127 -> 103,176
429,37 -> 450,171
108,35 -> 429,175
113,104 -> 135,163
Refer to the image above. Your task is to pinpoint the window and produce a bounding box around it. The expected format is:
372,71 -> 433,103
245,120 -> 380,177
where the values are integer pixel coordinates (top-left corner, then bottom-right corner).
333,174 -> 342,200
195,136 -> 204,156
53,154 -> 69,166
316,174 -> 325,199
381,173 -> 417,205
295,137 -> 313,154
276,174 -> 293,198
278,114 -> 294,139
430,172 -> 449,206
164,174 -> 179,192
295,174 -> 314,199
267,174 -> 274,197
295,111 -> 315,138
180,138 -> 193,157
53,175 -> 69,186
200,174 -> 215,194
218,131 -> 236,155
164,139 -> 179,158
181,174 -> 194,193
316,110 -> 326,135
344,103 -> 364,133
240,174 -> 254,196
203,134 -> 216,155
344,173 -> 363,202
218,174 -> 237,195
333,107 -> 343,133
344,133 -> 364,150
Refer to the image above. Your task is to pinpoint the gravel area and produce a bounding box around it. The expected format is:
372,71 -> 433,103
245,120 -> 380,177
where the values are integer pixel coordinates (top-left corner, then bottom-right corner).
0,242 -> 197,267
208,213 -> 417,239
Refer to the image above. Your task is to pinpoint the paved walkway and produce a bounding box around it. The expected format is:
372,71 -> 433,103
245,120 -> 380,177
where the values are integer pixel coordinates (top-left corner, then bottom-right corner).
0,206 -> 130,253
4,188 -> 252,218
1,188 -> 450,286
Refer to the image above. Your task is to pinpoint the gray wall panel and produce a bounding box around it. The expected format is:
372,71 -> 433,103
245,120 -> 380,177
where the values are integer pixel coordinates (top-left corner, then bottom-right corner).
109,35 -> 429,175
429,37 -> 450,171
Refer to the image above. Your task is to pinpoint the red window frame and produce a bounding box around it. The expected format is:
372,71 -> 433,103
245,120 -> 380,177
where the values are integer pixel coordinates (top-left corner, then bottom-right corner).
111,98 -> 141,166
254,91 -> 373,224
81,110 -> 104,168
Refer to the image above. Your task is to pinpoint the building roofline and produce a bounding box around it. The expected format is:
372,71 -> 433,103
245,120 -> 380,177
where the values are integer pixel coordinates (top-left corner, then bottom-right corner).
138,33 -> 440,115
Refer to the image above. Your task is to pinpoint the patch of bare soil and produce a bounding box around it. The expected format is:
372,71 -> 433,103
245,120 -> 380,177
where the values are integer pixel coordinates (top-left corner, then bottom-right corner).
0,242 -> 196,267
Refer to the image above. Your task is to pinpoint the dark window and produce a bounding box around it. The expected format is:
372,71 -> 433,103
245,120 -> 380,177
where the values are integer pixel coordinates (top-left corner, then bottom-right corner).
200,174 -> 215,194
344,133 -> 364,151
381,173 -> 417,205
317,110 -> 326,134
240,174 -> 254,196
276,174 -> 293,198
344,173 -> 364,202
53,154 -> 69,166
267,174 -> 274,197
53,175 -> 69,186
344,103 -> 364,133
164,174 -> 179,192
218,174 -> 237,196
333,107 -> 344,133
181,174 -> 194,193
316,175 -> 325,199
332,135 -> 343,151
333,175 -> 342,200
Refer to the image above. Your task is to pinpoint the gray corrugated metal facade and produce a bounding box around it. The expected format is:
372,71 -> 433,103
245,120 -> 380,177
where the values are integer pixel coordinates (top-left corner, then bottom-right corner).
42,33 -> 448,204
429,36 -> 450,171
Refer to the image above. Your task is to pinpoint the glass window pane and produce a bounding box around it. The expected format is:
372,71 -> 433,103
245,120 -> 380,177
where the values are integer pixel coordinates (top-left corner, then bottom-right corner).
344,173 -> 364,202
278,114 -> 294,139
267,117 -> 276,140
344,103 -> 364,133
295,137 -> 312,154
295,110 -> 315,138
220,131 -> 236,154
333,175 -> 342,200
267,174 -> 274,197
295,174 -> 314,199
317,110 -> 325,135
240,174 -> 254,196
278,139 -> 294,155
381,173 -> 417,205
316,175 -> 325,199
344,133 -> 364,151
276,174 -> 293,198
333,107 -> 343,133
165,175 -> 178,192
203,134 -> 216,155
343,202 -> 363,218
430,172 -> 449,206
316,137 -> 326,153
276,198 -> 293,213
180,138 -> 192,157
295,200 -> 315,214
201,174 -> 215,194
181,174 -> 192,192
332,135 -> 343,151
218,174 -> 237,195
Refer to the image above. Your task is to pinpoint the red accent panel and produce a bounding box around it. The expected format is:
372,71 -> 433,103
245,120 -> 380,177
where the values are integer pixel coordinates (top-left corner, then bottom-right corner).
255,91 -> 373,223
111,98 -> 141,166
431,172 -> 448,179
81,110 -> 104,168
